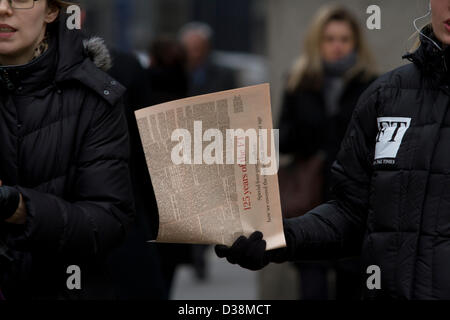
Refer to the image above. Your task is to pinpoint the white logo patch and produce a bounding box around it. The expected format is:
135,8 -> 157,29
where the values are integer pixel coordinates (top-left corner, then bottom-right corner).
374,117 -> 411,161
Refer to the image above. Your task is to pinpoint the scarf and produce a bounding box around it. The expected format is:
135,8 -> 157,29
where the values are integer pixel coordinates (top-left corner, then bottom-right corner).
321,51 -> 357,117
0,32 -> 49,67
31,33 -> 49,62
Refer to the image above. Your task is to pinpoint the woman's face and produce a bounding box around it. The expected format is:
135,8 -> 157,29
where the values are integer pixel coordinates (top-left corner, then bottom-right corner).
0,0 -> 59,65
431,0 -> 450,45
320,20 -> 355,63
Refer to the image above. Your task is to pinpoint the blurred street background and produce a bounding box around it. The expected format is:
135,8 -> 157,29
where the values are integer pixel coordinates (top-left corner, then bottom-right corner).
78,0 -> 428,120
72,0 -> 433,300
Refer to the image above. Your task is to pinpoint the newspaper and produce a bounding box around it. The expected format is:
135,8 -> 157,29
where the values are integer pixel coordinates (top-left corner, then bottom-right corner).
134,83 -> 286,250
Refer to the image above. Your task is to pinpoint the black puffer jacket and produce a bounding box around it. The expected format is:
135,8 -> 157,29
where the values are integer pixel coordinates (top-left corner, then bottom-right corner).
0,13 -> 134,299
284,25 -> 450,299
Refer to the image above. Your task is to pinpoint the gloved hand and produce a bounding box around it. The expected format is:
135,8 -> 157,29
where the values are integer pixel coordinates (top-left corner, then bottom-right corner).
0,186 -> 20,221
215,231 -> 290,271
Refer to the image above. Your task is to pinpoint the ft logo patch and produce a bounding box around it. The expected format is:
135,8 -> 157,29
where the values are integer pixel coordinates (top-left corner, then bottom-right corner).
374,117 -> 411,165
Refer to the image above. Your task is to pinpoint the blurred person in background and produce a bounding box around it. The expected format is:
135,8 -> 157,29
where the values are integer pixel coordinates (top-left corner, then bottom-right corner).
146,36 -> 188,105
107,48 -> 168,299
0,1 -> 134,299
180,22 -> 236,97
179,22 -> 237,282
144,36 -> 192,297
69,5 -> 166,300
277,4 -> 377,300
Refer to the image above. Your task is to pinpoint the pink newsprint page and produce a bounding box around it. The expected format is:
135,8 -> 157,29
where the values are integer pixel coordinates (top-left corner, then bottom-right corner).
134,84 -> 286,250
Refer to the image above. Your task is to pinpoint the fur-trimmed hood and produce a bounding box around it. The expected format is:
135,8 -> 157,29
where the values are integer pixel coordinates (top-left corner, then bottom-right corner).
52,11 -> 124,105
83,37 -> 112,72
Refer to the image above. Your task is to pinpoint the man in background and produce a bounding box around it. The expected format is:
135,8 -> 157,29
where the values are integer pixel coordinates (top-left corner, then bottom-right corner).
179,22 -> 237,281
180,22 -> 236,97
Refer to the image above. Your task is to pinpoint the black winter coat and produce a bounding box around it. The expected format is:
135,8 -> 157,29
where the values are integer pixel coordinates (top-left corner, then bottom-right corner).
284,26 -> 450,299
0,14 -> 134,299
278,71 -> 375,198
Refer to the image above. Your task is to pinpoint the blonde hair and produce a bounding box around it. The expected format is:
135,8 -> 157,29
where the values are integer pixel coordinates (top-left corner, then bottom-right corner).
287,4 -> 377,92
408,23 -> 432,53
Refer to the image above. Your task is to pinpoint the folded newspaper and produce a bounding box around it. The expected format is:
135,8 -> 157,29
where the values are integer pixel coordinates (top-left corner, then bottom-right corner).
135,83 -> 286,250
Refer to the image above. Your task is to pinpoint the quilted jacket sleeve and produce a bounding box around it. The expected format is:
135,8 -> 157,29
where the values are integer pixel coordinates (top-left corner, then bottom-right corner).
9,98 -> 135,258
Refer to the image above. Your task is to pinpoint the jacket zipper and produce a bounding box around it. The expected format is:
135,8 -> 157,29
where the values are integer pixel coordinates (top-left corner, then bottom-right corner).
0,69 -> 15,91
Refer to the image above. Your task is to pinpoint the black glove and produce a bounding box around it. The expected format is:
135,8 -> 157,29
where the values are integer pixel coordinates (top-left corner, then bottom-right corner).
0,186 -> 20,221
215,231 -> 290,271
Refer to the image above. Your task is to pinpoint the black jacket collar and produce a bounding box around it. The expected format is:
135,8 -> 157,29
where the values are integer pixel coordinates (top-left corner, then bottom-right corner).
0,33 -> 57,95
403,25 -> 450,84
